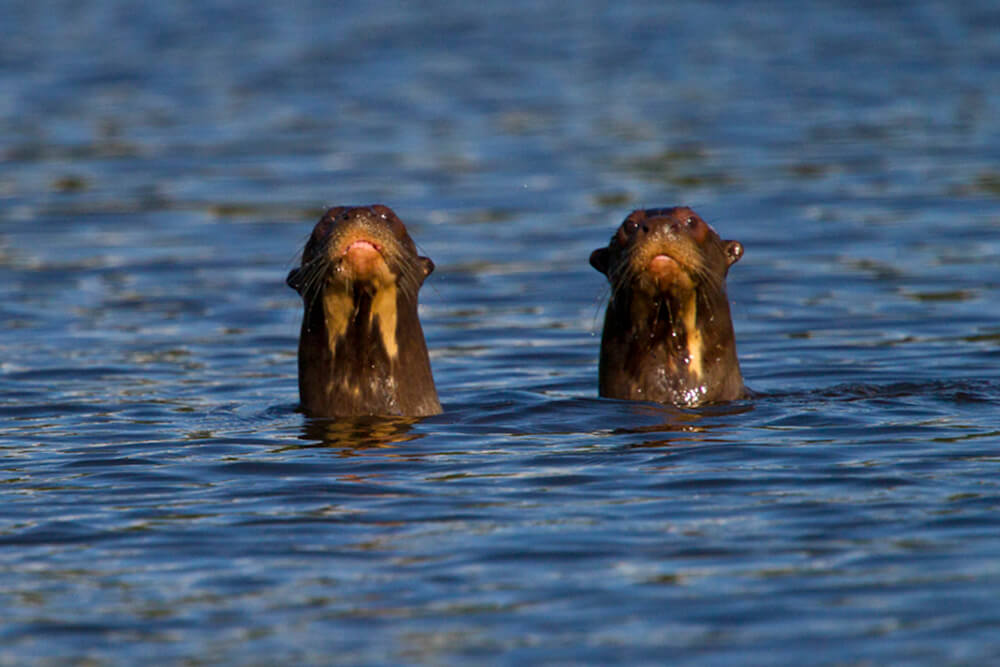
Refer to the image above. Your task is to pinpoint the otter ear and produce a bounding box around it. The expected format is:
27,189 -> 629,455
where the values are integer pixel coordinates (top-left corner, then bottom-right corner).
724,241 -> 744,266
418,256 -> 435,284
286,267 -> 303,293
589,247 -> 610,275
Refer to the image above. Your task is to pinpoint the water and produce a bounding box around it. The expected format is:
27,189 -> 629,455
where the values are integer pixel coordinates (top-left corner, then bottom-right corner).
2,1 -> 1000,663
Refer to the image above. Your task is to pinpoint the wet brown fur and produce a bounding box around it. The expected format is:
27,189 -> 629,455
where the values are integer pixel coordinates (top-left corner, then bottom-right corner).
287,205 -> 441,417
589,207 -> 745,406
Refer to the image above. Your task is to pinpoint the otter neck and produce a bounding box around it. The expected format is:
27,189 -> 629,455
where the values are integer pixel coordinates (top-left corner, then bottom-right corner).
630,288 -> 710,374
298,280 -> 438,416
320,280 -> 399,363
601,283 -> 741,405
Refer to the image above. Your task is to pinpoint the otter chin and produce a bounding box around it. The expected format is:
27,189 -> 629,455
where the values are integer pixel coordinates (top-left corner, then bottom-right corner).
589,207 -> 745,407
286,205 -> 441,417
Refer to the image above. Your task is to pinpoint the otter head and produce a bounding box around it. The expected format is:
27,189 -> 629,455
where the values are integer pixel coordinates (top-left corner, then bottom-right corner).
589,207 -> 742,300
287,204 -> 434,303
287,205 -> 440,418
589,207 -> 745,406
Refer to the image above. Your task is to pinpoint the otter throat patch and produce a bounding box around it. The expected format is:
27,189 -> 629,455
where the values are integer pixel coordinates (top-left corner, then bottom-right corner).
323,288 -> 354,350
369,284 -> 399,361
323,284 -> 400,362
682,292 -> 704,380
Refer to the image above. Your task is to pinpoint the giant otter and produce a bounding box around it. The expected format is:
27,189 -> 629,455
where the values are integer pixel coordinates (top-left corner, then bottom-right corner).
287,205 -> 441,417
589,207 -> 745,406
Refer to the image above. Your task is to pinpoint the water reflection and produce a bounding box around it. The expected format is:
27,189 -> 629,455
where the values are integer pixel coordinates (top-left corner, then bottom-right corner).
603,400 -> 755,449
295,415 -> 424,451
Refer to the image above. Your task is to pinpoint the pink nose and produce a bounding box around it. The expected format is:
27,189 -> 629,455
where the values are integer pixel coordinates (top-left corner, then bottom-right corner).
346,240 -> 379,254
343,240 -> 382,279
649,254 -> 678,274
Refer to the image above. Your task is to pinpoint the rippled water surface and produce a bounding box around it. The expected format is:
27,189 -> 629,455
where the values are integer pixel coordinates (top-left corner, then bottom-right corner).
3,1 -> 1000,663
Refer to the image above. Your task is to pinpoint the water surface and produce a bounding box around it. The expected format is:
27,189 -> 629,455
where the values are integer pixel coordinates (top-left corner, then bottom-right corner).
2,1 -> 1000,663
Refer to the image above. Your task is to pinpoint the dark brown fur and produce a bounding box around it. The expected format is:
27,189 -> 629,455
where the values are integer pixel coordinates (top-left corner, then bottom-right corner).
287,205 -> 441,417
590,207 -> 745,406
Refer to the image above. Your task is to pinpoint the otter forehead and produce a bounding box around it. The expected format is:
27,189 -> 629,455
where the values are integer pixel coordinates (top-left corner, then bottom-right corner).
304,204 -> 416,263
315,204 -> 403,232
617,207 -> 717,247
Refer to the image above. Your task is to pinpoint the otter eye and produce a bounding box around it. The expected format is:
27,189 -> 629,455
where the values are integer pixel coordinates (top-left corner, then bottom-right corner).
624,219 -> 639,234
686,216 -> 698,228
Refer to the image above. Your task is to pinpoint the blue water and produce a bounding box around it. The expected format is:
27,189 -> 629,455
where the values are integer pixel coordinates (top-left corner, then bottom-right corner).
2,1 -> 1000,663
